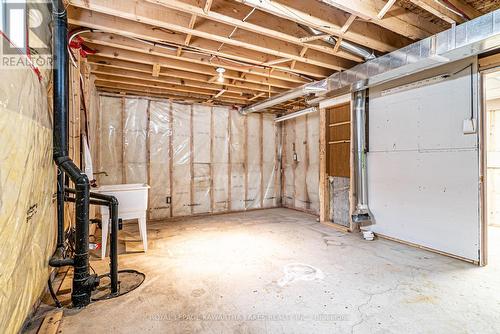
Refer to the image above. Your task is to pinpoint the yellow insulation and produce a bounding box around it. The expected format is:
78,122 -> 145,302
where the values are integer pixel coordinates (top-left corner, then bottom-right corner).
0,67 -> 56,333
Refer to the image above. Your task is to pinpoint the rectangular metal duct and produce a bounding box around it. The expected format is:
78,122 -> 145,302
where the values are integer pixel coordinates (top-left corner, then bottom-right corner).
241,9 -> 500,114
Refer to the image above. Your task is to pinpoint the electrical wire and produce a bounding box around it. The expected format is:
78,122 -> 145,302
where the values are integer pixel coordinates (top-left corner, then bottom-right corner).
451,63 -> 475,119
124,35 -> 316,80
48,278 -> 63,308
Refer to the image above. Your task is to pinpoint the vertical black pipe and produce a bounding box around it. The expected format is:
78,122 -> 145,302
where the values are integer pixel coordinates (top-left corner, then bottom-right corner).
110,199 -> 119,294
53,0 -> 67,253
52,3 -> 68,158
71,172 -> 91,306
56,169 -> 65,248
51,0 -> 96,307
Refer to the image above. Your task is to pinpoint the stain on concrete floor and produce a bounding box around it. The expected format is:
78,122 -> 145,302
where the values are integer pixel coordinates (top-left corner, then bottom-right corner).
40,209 -> 500,333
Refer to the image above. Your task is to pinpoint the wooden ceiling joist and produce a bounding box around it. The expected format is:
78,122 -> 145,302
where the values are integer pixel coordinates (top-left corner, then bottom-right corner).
407,0 -> 465,24
68,8 -> 330,80
68,0 -> 355,73
148,0 -> 363,62
79,31 -> 333,80
317,0 -> 442,38
444,0 -> 481,20
88,58 -> 285,94
377,0 -> 397,19
85,45 -> 301,90
94,74 -> 249,101
66,0 -> 488,108
232,0 -> 412,51
95,81 -> 247,104
92,69 -> 250,96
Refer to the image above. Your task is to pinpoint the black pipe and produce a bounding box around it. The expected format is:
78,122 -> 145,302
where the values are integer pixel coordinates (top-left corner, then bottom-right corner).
49,0 -> 97,308
56,169 -> 64,248
65,196 -> 109,206
110,200 -> 118,294
66,187 -> 119,294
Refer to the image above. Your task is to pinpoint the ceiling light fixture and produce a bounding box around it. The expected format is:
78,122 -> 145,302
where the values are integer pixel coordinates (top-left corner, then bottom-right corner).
216,67 -> 226,83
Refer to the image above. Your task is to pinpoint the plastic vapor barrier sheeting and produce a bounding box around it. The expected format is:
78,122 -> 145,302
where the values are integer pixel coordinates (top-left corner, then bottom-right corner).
282,113 -> 320,215
98,96 -> 280,219
0,69 -> 56,332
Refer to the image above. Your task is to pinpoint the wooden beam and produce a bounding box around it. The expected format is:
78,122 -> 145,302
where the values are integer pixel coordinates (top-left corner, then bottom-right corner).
233,0 -> 413,51
319,107 -> 328,223
148,0 -> 363,62
83,38 -> 304,89
249,92 -> 265,101
299,34 -> 328,43
152,63 -> 161,77
38,311 -> 63,334
88,57 -> 285,94
203,0 -> 214,13
444,0 -> 481,20
333,37 -> 343,53
68,0 -> 354,72
377,0 -> 397,19
95,81 -> 247,104
408,0 -> 465,24
68,8 -> 313,82
317,0 -> 442,38
91,65 -> 255,96
184,14 -> 197,45
262,58 -> 293,66
93,72 -> 250,100
341,14 -> 357,33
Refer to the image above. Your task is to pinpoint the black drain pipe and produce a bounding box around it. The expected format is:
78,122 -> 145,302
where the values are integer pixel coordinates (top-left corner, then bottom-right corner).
49,0 -> 98,307
65,188 -> 120,295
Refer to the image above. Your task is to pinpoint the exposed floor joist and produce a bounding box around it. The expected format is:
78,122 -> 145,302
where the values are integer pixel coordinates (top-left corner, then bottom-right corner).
317,0 -> 442,38
148,0 -> 364,62
68,8 -> 313,83
407,0 -> 466,24
65,0 -> 488,108
233,0 -> 415,50
68,0 -> 355,73
87,58 -> 285,94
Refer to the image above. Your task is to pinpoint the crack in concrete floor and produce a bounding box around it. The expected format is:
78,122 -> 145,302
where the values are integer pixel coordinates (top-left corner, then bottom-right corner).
43,208 -> 500,334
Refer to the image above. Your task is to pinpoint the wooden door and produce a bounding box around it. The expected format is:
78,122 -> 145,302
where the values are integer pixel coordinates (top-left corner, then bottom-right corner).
326,103 -> 351,177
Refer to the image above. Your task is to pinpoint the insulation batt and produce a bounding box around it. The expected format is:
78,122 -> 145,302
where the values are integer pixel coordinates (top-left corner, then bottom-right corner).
97,96 -> 281,219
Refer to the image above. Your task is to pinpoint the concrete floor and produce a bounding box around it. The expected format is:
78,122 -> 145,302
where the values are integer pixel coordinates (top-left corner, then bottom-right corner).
58,208 -> 500,334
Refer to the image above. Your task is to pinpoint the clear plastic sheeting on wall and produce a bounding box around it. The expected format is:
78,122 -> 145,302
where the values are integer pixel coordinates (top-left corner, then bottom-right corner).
124,98 -> 148,184
0,68 -> 56,332
149,100 -> 172,220
282,113 -> 320,215
97,95 -> 280,220
99,96 -> 124,185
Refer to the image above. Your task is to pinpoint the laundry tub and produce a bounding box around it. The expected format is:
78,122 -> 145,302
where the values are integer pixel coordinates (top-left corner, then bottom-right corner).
93,183 -> 150,259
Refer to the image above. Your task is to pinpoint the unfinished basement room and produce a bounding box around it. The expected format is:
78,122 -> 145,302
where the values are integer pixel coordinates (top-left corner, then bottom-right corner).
3,0 -> 500,333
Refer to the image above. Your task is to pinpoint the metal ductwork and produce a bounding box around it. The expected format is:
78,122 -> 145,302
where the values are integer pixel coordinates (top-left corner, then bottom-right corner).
351,81 -> 372,227
328,37 -> 376,61
239,81 -> 326,114
242,9 -> 500,113
299,25 -> 375,61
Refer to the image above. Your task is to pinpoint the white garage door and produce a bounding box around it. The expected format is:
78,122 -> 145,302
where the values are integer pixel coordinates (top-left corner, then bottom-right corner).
367,58 -> 481,262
